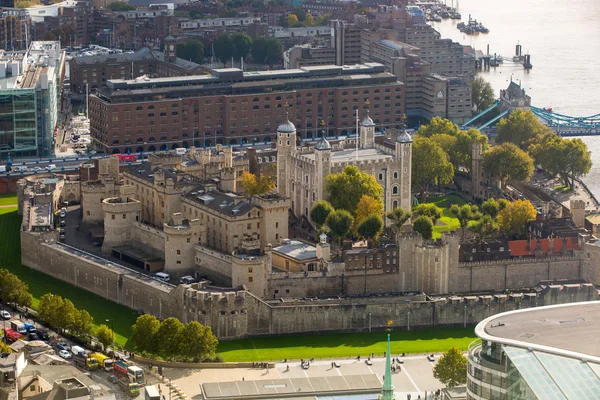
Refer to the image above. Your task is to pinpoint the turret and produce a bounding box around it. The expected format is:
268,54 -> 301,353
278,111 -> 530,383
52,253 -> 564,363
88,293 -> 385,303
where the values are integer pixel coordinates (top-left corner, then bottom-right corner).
360,110 -> 376,148
276,112 -> 297,198
314,135 -> 331,203
101,196 -> 141,255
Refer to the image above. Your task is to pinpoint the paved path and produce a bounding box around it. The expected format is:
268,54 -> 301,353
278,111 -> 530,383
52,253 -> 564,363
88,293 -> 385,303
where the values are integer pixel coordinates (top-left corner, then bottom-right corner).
164,354 -> 444,399
0,204 -> 16,208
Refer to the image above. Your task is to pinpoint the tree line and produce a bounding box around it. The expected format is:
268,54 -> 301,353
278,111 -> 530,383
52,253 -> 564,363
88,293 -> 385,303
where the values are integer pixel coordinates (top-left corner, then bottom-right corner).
130,314 -> 219,362
413,110 -> 591,198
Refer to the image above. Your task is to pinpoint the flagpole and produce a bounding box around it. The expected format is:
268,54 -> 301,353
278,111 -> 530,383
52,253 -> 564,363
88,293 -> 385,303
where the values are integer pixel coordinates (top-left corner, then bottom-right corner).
355,109 -> 359,161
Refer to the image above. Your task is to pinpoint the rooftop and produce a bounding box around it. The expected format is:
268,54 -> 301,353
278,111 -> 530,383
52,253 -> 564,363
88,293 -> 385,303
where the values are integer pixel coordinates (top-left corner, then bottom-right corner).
72,50 -> 203,72
273,240 -> 317,261
184,185 -> 255,217
302,147 -> 393,163
476,301 -> 600,361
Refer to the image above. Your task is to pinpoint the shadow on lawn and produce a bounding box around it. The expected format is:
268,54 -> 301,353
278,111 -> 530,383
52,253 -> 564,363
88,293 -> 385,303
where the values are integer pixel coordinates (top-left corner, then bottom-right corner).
218,327 -> 476,353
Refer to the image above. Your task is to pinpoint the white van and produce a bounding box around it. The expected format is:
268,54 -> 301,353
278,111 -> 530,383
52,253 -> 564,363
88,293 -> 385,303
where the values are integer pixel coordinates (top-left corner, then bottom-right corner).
153,272 -> 170,282
175,148 -> 186,155
71,345 -> 86,356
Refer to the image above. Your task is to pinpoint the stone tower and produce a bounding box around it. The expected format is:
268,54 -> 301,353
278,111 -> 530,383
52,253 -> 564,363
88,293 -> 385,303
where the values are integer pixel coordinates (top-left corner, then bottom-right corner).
471,141 -> 484,200
360,111 -> 375,148
219,168 -> 237,193
570,199 -> 586,228
394,123 -> 413,210
101,196 -> 141,255
276,113 -> 297,199
314,133 -> 332,203
163,212 -> 203,276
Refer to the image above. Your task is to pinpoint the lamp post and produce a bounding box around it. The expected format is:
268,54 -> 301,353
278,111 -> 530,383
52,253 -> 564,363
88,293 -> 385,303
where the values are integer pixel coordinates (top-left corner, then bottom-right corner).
106,318 -> 115,356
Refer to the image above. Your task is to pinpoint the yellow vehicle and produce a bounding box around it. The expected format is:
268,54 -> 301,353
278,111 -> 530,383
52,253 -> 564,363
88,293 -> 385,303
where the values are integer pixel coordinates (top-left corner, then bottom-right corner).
118,378 -> 141,397
74,354 -> 99,370
90,352 -> 114,371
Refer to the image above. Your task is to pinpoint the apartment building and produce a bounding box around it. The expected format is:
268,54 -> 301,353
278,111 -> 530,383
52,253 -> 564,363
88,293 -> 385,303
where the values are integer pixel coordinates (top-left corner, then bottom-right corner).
283,44 -> 335,69
89,63 -> 405,154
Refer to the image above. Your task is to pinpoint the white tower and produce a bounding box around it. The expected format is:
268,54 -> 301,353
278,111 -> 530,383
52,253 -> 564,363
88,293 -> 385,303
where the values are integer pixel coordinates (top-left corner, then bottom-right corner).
276,112 -> 297,199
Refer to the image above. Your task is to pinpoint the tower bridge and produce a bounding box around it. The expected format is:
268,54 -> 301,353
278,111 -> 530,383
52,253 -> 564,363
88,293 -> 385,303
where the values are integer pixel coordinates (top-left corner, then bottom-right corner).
461,81 -> 599,136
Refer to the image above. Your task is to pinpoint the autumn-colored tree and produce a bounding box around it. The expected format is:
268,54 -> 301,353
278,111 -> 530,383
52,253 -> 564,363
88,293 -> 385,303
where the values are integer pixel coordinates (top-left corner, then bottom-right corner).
240,171 -> 276,196
287,14 -> 299,26
353,195 -> 384,233
417,116 -> 461,138
96,324 -> 115,352
304,13 -> 315,26
325,165 -> 383,215
498,200 -> 536,238
433,347 -> 468,388
483,143 -> 534,189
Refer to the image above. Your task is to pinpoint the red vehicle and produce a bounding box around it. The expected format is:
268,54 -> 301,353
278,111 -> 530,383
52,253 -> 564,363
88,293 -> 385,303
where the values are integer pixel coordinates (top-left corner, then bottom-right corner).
4,328 -> 24,342
113,154 -> 137,163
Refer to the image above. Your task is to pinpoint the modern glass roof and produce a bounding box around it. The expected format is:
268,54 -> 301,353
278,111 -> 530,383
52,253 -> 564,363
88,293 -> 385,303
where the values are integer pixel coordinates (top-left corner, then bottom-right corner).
504,346 -> 600,400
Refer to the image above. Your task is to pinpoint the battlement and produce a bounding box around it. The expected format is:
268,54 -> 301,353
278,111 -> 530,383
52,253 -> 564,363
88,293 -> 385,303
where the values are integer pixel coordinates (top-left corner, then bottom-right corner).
81,179 -> 114,193
458,254 -> 580,268
102,196 -> 141,213
251,193 -> 290,209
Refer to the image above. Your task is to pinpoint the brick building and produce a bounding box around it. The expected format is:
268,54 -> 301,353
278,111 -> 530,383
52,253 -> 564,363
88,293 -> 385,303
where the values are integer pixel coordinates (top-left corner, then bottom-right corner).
89,63 -> 405,154
69,49 -> 207,93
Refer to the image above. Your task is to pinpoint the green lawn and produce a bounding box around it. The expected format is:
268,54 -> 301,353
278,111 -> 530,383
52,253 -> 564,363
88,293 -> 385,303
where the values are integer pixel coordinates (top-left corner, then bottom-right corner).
423,195 -> 465,239
0,207 -> 138,347
0,193 -> 17,206
217,328 -> 476,362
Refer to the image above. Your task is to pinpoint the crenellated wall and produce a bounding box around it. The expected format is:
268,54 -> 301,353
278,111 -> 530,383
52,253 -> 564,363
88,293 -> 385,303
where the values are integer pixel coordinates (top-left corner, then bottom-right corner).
21,229 -> 599,340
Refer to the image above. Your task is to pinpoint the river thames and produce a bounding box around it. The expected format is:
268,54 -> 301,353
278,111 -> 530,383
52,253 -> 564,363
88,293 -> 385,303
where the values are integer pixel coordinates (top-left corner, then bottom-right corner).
431,0 -> 600,196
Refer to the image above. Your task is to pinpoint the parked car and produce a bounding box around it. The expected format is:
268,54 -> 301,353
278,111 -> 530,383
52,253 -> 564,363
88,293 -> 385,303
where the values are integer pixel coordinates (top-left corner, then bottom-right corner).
56,342 -> 70,351
179,275 -> 195,284
59,220 -> 66,227
46,164 -> 57,171
153,272 -> 170,282
36,330 -> 49,341
60,211 -> 66,218
32,167 -> 42,173
59,349 -> 72,359
427,354 -> 435,362
28,332 -> 39,341
0,310 -> 10,320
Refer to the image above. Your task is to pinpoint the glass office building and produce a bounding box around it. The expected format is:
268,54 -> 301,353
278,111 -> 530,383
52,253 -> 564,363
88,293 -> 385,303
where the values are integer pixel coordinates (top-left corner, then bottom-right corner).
467,302 -> 600,399
0,41 -> 63,158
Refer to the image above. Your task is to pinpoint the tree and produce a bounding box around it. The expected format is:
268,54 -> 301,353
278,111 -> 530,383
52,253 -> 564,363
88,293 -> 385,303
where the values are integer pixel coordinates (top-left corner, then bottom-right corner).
232,33 -> 253,60
496,109 -> 551,149
325,210 -> 354,246
386,207 -> 411,232
213,33 -> 235,65
433,347 -> 467,388
469,214 -> 499,241
131,314 -> 161,353
287,14 -> 299,26
179,322 -> 219,362
55,299 -> 77,333
217,7 -> 238,17
0,341 -> 11,354
414,203 -> 443,223
96,324 -> 115,351
71,309 -> 94,339
450,204 -> 480,240
38,293 -> 62,329
413,215 -> 434,240
353,195 -> 384,233
251,37 -> 268,64
483,143 -> 534,188
265,38 -> 283,65
529,134 -> 592,189
357,214 -> 384,242
471,77 -> 496,112
310,200 -> 334,227
498,199 -> 536,238
155,317 -> 184,359
411,137 -> 454,200
325,165 -> 383,215
0,269 -> 32,307
481,198 -> 500,218
108,1 -> 135,11
176,40 -> 204,64
291,7 -> 306,21
304,13 -> 315,26
315,13 -> 331,25
417,117 -> 461,138
240,171 -> 276,196
498,198 -> 508,210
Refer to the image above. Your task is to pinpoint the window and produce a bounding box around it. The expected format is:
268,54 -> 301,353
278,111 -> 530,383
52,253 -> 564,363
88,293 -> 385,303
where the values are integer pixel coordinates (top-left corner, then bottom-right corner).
392,186 -> 399,195
393,171 -> 398,179
378,173 -> 383,180
122,214 -> 126,219
177,250 -> 181,255
111,215 -> 115,220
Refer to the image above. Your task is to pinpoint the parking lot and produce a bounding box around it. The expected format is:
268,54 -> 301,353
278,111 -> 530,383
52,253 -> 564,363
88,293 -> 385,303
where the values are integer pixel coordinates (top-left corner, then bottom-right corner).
164,354 -> 444,399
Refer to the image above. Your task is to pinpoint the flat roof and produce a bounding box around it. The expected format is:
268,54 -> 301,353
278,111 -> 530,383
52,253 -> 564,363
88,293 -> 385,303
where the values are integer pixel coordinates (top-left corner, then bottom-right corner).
273,240 -> 317,261
302,148 -> 393,163
476,301 -> 600,361
202,374 -> 381,400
